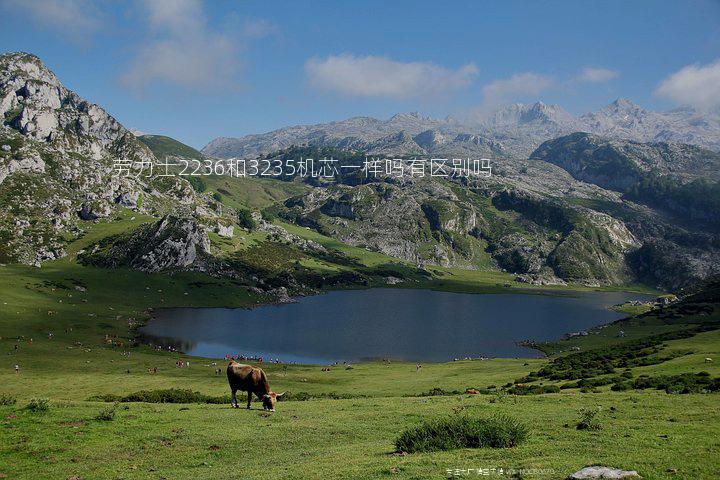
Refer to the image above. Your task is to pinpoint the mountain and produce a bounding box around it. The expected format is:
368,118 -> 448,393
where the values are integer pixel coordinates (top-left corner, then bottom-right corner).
0,52 -> 211,265
531,132 -> 720,228
2,51 -> 719,291
0,52 -> 426,298
531,132 -> 720,190
203,100 -> 720,160
581,99 -> 720,151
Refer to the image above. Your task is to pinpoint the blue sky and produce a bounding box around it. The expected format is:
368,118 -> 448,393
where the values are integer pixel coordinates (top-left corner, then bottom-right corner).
1,0 -> 719,149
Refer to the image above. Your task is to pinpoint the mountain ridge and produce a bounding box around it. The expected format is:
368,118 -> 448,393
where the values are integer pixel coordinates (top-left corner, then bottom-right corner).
203,99 -> 720,159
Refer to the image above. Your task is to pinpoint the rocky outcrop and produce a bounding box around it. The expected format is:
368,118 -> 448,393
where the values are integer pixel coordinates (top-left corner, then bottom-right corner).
216,223 -> 234,238
80,215 -> 211,273
531,132 -> 720,228
0,52 -> 210,265
530,132 -> 720,191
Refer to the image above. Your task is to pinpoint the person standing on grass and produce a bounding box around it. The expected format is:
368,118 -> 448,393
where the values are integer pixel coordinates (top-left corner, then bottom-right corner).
14,364 -> 19,374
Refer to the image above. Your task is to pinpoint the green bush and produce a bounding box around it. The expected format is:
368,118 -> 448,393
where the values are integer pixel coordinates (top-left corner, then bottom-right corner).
507,384 -> 560,395
576,407 -> 602,430
260,210 -> 277,222
96,403 -> 118,421
418,387 -> 461,397
187,176 -> 206,193
0,393 -> 17,406
237,209 -> 257,230
611,382 -> 631,391
121,389 -> 229,404
89,389 -> 362,404
632,373 -> 720,394
395,415 -> 528,453
26,397 -> 50,412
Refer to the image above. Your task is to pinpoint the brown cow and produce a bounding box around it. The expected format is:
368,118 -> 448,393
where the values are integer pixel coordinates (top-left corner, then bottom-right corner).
226,361 -> 286,411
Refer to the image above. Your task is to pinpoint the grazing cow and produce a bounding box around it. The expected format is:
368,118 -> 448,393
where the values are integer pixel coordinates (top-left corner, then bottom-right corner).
227,361 -> 286,411
705,357 -> 713,363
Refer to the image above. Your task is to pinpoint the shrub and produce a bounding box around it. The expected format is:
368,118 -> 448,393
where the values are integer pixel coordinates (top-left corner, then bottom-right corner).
506,384 -> 560,395
187,176 -> 206,193
0,393 -> 17,406
96,403 -> 118,421
395,415 -> 528,453
418,387 -> 461,397
237,209 -> 257,231
26,397 -> 50,412
576,407 -> 602,430
90,389 -> 365,404
611,382 -> 631,391
488,391 -> 507,404
530,328 -> 708,383
632,373 -> 720,394
121,389 -> 227,404
260,210 -> 277,222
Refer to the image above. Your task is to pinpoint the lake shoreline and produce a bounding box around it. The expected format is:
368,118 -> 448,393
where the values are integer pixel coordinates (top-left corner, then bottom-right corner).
139,288 -> 654,364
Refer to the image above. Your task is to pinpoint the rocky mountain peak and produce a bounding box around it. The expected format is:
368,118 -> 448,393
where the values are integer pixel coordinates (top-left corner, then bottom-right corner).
596,98 -> 646,118
414,129 -> 446,149
0,52 -> 61,87
0,51 -> 143,160
486,102 -> 576,128
0,51 -> 206,266
389,111 -> 423,121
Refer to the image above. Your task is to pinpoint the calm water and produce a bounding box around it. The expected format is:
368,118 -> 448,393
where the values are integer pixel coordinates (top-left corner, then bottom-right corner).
139,289 -> 652,363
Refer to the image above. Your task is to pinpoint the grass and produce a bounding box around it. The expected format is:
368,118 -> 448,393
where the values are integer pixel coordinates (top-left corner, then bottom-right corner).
395,414 -> 529,452
204,175 -> 309,210
1,255 -> 718,478
0,199 -> 719,478
137,135 -> 204,160
1,392 -> 718,479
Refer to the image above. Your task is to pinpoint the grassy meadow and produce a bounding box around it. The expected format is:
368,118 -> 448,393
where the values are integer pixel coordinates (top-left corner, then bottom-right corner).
1,212 -> 719,479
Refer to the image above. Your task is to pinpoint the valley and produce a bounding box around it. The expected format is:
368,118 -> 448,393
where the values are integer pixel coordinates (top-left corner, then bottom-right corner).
1,49 -> 719,479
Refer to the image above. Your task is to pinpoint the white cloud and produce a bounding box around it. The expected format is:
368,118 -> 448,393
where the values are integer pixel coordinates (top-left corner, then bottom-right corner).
656,59 -> 720,110
481,72 -> 554,107
241,18 -> 279,39
305,54 -> 478,98
0,0 -> 103,40
576,67 -> 619,83
121,0 -> 243,91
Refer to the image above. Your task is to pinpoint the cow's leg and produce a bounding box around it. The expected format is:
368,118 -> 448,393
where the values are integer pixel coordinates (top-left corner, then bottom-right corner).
231,387 -> 238,408
246,390 -> 252,409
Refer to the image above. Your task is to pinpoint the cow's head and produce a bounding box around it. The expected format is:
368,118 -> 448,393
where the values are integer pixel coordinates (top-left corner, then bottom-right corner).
262,391 -> 286,411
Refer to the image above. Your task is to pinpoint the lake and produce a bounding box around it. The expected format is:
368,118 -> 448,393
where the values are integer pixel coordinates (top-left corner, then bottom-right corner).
139,288 -> 652,364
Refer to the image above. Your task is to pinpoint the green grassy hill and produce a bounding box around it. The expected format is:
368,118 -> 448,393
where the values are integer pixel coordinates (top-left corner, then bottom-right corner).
138,134 -> 205,160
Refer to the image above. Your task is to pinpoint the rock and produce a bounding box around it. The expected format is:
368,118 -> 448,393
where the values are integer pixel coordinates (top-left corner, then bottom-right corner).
78,202 -> 111,220
0,153 -> 46,186
217,223 -> 234,238
115,192 -> 140,209
1,144 -> 9,151
567,466 -> 640,479
320,198 -> 356,220
80,215 -> 211,273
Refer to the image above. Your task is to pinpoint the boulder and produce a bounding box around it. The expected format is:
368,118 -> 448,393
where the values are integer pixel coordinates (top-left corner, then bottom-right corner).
115,192 -> 140,209
217,223 -> 234,238
78,202 -> 111,220
567,466 -> 640,479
